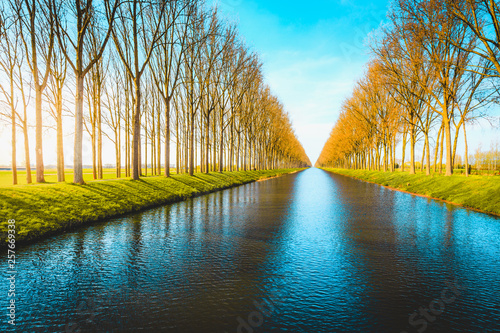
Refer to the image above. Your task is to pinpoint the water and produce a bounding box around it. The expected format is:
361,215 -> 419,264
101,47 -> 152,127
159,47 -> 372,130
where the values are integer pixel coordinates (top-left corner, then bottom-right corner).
2,168 -> 499,332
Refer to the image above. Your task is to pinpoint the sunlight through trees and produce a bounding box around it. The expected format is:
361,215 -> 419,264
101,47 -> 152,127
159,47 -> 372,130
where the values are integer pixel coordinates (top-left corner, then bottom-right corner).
0,0 -> 310,185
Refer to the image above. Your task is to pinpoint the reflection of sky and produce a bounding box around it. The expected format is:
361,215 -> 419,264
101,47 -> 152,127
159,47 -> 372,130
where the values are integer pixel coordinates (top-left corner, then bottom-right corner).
3,169 -> 500,332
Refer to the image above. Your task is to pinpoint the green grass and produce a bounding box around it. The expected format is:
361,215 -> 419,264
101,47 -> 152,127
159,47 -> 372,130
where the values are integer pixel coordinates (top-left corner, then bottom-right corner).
322,168 -> 500,216
0,168 -> 181,186
0,168 -> 303,245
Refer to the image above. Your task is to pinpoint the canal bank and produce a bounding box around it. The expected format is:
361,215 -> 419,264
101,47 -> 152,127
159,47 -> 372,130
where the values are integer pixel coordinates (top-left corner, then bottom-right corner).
0,168 -> 304,246
322,168 -> 500,217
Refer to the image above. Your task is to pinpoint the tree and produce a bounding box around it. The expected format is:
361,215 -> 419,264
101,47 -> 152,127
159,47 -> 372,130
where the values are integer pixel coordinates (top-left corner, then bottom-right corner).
0,7 -> 33,184
16,0 -> 56,183
392,0 -> 475,176
53,0 -> 119,184
45,44 -> 67,182
447,0 -> 500,77
112,0 -> 166,180
0,6 -> 20,185
102,51 -> 125,178
150,0 -> 190,177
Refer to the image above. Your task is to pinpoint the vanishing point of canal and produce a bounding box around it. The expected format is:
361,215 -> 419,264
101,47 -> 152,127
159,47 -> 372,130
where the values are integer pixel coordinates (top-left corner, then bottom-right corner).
3,168 -> 500,332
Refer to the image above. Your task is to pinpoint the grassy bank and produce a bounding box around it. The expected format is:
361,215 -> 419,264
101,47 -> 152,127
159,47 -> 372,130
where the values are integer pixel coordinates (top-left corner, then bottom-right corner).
322,168 -> 500,216
0,169 -> 303,245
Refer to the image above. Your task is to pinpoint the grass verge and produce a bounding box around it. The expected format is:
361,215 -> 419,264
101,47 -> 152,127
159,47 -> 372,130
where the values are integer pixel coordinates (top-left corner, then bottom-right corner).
322,168 -> 500,217
0,169 -> 303,246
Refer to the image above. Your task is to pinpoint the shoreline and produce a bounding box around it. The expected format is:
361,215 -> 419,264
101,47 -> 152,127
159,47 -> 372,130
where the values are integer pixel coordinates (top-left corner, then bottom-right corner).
321,168 -> 500,218
1,168 -> 305,247
256,169 -> 301,182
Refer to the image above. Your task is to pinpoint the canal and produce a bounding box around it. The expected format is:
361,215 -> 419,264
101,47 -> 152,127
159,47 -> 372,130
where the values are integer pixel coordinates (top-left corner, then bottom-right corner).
3,168 -> 500,332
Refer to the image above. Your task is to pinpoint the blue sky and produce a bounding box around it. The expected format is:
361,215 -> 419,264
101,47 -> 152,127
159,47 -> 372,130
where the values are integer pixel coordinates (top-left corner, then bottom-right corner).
215,0 -> 392,163
215,0 -> 499,164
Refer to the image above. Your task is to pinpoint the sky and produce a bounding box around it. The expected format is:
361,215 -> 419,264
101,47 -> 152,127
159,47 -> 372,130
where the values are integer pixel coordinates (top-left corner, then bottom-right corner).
214,0 -> 392,163
214,0 -> 499,164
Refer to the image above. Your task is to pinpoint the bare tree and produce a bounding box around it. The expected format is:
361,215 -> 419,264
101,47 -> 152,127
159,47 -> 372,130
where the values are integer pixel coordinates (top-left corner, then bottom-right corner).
392,0 -> 475,176
447,0 -> 500,77
0,6 -> 20,184
102,51 -> 124,178
150,0 -> 190,177
0,6 -> 34,184
53,0 -> 119,184
45,44 -> 67,182
15,0 -> 56,183
111,0 -> 166,180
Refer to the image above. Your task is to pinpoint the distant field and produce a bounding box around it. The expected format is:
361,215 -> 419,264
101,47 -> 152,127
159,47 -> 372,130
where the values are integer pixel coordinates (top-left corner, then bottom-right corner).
0,168 -> 179,187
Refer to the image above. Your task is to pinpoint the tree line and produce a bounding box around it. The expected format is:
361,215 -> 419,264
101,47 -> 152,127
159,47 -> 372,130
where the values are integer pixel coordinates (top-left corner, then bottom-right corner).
0,0 -> 311,185
316,0 -> 499,177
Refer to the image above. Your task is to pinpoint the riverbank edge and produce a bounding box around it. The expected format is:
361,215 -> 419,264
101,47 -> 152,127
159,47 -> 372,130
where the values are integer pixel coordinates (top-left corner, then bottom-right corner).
1,168 -> 305,246
321,168 -> 500,217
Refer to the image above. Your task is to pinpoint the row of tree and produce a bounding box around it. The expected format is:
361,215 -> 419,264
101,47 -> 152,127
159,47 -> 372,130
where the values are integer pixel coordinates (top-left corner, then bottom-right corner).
0,0 -> 310,185
316,0 -> 499,177
468,141 -> 500,171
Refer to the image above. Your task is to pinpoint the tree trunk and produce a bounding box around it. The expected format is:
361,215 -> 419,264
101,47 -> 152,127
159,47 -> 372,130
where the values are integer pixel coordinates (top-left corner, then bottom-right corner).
464,124 -> 469,177
97,94 -> 103,179
393,138 -> 396,171
236,131 -> 241,171
213,118 -> 217,171
35,89 -> 45,183
421,143 -> 425,173
200,126 -> 204,173
56,91 -> 65,182
184,123 -> 189,174
144,112 -> 148,176
439,125 -> 445,174
125,94 -> 130,177
11,104 -> 17,185
401,131 -> 407,172
91,100 -> 97,179
22,121 -> 32,184
409,126 -> 415,174
219,127 -> 224,172
139,127 -> 142,176
425,133 -> 431,176
229,118 -> 234,172
151,111 -> 155,175
443,118 -> 453,176
132,80 -> 141,180
452,125 -> 460,170
189,110 -> 195,176
74,74 -> 85,184
383,142 -> 388,172
389,140 -> 394,172
157,106 -> 161,175
176,108 -> 180,174
243,136 -> 247,171
115,128 -> 121,178
205,114 -> 210,174
433,125 -> 442,173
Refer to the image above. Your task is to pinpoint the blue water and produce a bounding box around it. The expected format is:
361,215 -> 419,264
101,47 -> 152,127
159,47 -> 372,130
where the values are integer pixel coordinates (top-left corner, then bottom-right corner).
2,168 -> 499,332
